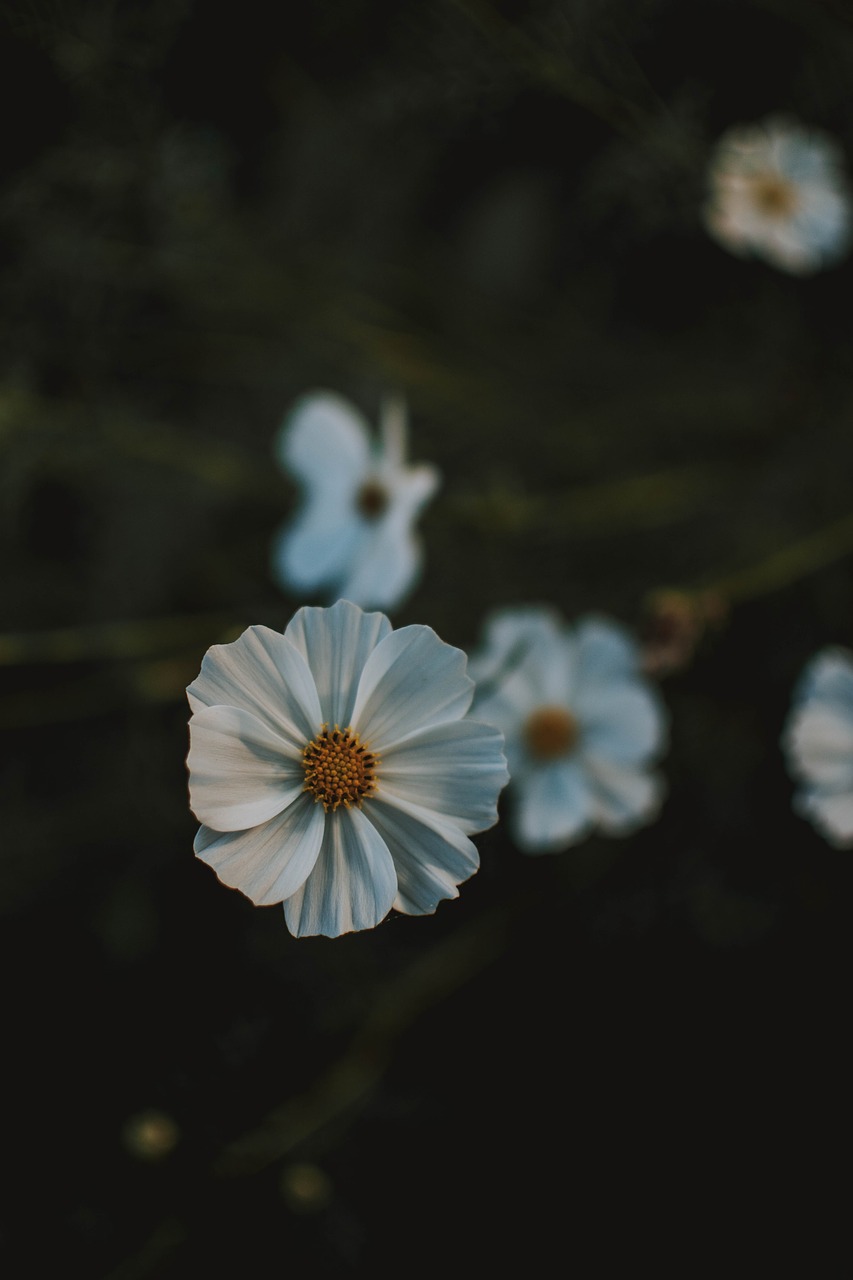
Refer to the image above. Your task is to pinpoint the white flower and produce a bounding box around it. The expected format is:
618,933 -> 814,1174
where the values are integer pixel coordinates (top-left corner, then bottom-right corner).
468,606 -> 668,855
782,647 -> 853,847
704,115 -> 851,274
186,599 -> 508,936
270,391 -> 440,612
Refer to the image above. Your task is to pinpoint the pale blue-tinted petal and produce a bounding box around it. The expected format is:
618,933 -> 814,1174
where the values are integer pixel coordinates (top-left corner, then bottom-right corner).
283,806 -> 397,937
351,625 -> 473,750
574,616 -> 640,683
379,718 -> 507,834
186,625 -> 322,743
793,648 -> 853,714
285,599 -> 392,726
576,683 -> 668,766
187,704 -> 304,831
275,391 -> 371,490
366,795 -> 479,915
333,464 -> 440,611
271,499 -> 365,594
468,606 -> 566,705
512,759 -> 593,854
585,756 -> 665,835
783,703 -> 853,788
193,795 -> 325,905
794,787 -> 853,848
378,392 -> 407,468
336,519 -> 421,612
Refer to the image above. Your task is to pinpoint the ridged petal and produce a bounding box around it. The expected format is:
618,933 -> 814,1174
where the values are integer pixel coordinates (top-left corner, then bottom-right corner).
285,600 -> 392,726
351,625 -> 473,750
188,705 -> 305,831
186,625 -> 322,744
283,807 -> 397,937
193,795 -> 325,905
366,796 -> 480,916
379,718 -> 507,834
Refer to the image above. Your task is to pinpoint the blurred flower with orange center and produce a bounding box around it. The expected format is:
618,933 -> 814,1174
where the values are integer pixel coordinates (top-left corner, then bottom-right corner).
469,607 -> 668,854
704,115 -> 851,274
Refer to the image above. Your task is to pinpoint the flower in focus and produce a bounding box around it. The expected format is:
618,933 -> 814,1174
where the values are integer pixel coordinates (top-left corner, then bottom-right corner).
186,599 -> 507,936
782,647 -> 853,847
704,115 -> 851,274
271,391 -> 440,612
468,606 -> 668,854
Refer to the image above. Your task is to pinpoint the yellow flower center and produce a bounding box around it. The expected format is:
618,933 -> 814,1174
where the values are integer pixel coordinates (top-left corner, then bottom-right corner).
524,705 -> 579,760
752,173 -> 798,219
356,479 -> 389,520
302,725 -> 378,811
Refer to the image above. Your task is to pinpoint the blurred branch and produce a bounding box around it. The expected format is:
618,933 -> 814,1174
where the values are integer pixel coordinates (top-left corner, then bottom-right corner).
694,509 -> 853,605
104,904 -> 510,1278
216,904 -> 509,1176
0,612 -> 240,666
451,0 -> 670,144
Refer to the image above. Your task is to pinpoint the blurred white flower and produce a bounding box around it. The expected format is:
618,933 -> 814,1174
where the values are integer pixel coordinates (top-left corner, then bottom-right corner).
187,599 -> 507,936
271,391 -> 440,612
704,115 -> 851,274
782,647 -> 853,847
468,606 -> 668,854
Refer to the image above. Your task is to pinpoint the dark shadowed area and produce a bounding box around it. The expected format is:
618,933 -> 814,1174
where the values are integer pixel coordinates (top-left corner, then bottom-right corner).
1,1 -> 852,1275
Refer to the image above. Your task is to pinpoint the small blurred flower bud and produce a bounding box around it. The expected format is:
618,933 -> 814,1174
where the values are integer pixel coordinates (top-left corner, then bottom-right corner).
280,1162 -> 333,1213
121,1109 -> 180,1161
640,589 -> 727,677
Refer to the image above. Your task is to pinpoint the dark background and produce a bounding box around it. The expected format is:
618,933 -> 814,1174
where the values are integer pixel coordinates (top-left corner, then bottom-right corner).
1,1 -> 852,1275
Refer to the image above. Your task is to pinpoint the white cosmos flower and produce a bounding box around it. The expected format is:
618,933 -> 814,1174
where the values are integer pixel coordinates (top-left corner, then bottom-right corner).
782,647 -> 853,848
186,599 -> 508,937
270,391 -> 440,612
704,115 -> 851,274
468,606 -> 668,855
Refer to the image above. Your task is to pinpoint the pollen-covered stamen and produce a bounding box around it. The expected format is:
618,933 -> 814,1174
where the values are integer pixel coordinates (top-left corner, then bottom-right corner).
356,479 -> 389,520
524,705 -> 579,761
302,724 -> 379,811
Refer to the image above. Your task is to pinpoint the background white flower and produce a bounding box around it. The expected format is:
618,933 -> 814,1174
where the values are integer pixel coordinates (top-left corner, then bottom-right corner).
704,115 -> 851,274
186,599 -> 507,937
271,391 -> 440,612
782,647 -> 853,847
468,606 -> 668,854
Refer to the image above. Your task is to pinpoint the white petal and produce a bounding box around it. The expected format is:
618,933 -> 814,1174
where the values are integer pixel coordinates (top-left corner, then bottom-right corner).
366,795 -> 480,916
574,616 -> 640,682
793,647 -> 853,711
284,599 -> 392,727
379,718 -> 507,834
186,625 -> 322,743
194,795 -> 325,905
511,760 -> 593,854
795,787 -> 853,848
271,500 -> 365,594
351,625 -> 473,750
275,391 -> 371,490
585,755 -> 665,834
187,705 -> 304,831
335,519 -> 421,612
283,806 -> 397,937
784,704 -> 853,788
467,605 -> 563,691
577,683 -> 668,766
